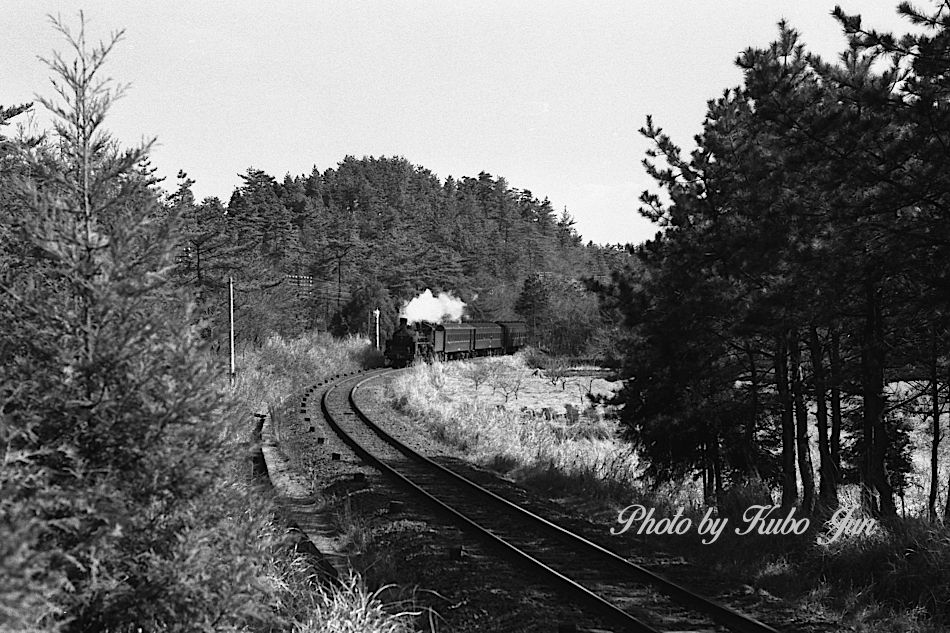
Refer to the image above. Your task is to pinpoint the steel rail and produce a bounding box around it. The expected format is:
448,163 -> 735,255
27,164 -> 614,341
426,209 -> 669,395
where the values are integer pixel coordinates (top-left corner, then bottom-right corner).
346,373 -> 785,633
320,375 -> 660,633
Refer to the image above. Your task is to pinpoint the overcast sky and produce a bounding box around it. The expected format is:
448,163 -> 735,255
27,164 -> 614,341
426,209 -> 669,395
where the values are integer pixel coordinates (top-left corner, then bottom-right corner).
2,2 -> 923,245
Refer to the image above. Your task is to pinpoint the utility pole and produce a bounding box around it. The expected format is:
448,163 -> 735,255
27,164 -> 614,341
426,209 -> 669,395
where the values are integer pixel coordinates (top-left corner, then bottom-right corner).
375,308 -> 381,350
229,276 -> 235,385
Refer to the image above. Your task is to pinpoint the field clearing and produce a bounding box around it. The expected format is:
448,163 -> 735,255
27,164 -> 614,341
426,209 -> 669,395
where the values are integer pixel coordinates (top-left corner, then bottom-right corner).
434,358 -> 621,417
386,355 -> 649,504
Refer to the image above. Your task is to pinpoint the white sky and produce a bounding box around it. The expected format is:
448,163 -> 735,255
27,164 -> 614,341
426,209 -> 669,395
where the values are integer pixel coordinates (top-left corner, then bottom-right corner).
1,2 -> 923,245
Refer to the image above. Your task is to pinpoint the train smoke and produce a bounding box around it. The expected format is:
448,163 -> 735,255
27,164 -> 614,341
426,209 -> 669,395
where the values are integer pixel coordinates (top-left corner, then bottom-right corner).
401,289 -> 466,324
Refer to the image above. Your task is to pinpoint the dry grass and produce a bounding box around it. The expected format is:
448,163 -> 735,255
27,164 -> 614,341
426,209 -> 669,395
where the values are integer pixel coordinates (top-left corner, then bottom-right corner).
388,356 -> 641,503
216,332 -> 418,633
806,518 -> 950,624
290,573 -> 421,633
227,332 -> 384,443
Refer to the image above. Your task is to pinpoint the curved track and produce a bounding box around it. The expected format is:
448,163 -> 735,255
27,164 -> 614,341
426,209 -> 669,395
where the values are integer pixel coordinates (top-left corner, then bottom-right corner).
310,370 -> 787,633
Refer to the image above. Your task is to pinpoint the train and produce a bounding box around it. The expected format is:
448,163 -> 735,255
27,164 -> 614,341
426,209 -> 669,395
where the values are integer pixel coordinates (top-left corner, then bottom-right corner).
384,318 -> 528,368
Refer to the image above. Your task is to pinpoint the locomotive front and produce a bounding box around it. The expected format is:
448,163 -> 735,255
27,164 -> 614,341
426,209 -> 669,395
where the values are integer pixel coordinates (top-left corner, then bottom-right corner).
384,318 -> 418,368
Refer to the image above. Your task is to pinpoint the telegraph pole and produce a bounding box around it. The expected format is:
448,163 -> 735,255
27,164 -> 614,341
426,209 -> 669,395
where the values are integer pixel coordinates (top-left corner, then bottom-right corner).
373,308 -> 380,350
229,276 -> 235,385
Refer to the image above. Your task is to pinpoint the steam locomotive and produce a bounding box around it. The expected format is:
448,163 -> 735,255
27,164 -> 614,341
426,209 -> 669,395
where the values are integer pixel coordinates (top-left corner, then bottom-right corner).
384,318 -> 528,368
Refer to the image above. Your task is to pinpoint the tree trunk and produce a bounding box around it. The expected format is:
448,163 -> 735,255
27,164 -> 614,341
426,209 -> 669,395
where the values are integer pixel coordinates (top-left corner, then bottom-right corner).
775,331 -> 798,508
830,325 -> 843,481
946,350 -> 950,521
700,439 -> 710,502
945,444 -> 950,519
861,279 -> 896,517
809,326 -> 838,510
196,244 -> 202,286
745,346 -> 761,478
710,428 -> 724,504
790,328 -> 816,514
929,329 -> 941,522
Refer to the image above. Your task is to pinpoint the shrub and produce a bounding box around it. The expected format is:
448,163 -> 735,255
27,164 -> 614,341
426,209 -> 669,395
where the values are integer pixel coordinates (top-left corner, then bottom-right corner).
810,518 -> 950,620
519,346 -> 553,370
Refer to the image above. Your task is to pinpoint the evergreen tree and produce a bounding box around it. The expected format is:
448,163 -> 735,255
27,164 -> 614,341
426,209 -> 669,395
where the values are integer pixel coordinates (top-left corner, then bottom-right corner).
2,17 -> 285,629
515,274 -> 551,345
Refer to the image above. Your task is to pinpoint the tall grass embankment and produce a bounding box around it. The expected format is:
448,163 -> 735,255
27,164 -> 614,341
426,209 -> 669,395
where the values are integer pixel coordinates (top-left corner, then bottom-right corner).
227,332 -> 384,443
217,333 -> 418,632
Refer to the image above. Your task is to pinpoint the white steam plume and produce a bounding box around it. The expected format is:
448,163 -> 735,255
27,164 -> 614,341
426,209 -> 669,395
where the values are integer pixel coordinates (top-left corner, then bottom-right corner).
400,289 -> 466,324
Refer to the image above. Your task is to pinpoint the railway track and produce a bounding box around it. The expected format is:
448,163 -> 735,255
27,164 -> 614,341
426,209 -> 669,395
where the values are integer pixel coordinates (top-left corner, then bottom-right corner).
305,370 -> 787,633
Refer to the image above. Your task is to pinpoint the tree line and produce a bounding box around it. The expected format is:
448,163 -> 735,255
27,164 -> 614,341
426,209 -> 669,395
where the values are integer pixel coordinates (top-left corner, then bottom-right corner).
607,3 -> 950,519
169,155 -> 630,354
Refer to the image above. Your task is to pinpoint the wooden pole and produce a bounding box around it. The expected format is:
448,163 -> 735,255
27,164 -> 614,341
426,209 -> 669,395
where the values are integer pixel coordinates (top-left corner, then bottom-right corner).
374,308 -> 380,350
229,276 -> 235,385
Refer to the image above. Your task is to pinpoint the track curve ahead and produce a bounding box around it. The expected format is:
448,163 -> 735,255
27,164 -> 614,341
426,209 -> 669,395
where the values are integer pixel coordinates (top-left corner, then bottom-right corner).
316,370 -> 787,633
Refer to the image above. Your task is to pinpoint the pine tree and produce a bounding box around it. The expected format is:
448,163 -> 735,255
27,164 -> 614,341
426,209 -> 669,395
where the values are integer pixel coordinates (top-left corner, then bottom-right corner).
515,274 -> 551,346
1,16 -> 284,628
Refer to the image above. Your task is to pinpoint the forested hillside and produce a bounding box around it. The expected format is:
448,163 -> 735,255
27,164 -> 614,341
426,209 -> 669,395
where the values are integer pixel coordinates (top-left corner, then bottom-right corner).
170,157 -> 633,354
608,6 -> 950,523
